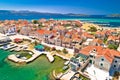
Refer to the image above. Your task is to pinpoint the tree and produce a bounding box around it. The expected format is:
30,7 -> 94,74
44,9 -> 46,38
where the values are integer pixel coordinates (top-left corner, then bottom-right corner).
113,71 -> 120,79
33,20 -> 38,24
34,40 -> 39,46
45,46 -> 51,51
88,26 -> 97,32
103,38 -> 107,44
62,48 -> 68,54
17,29 -> 20,33
51,47 -> 56,51
108,44 -> 119,50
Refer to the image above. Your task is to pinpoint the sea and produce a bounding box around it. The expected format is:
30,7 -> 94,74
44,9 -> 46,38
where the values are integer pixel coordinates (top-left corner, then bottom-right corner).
0,15 -> 120,28
55,18 -> 120,28
0,49 -> 65,80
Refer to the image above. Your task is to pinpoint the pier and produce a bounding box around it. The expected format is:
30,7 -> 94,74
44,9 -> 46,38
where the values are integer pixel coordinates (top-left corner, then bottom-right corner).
8,49 -> 55,63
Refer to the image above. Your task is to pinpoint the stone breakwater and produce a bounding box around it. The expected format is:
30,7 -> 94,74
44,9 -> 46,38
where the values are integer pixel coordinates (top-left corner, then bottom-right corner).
8,49 -> 54,63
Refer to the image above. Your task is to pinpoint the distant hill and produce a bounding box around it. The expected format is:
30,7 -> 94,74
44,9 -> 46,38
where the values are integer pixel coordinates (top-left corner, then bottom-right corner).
0,10 -> 119,20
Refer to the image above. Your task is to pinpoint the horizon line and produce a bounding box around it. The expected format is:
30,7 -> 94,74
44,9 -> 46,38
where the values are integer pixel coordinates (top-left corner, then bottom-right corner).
0,9 -> 120,15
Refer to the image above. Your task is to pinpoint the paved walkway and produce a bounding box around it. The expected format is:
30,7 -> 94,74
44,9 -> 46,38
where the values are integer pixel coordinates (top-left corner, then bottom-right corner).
41,41 -> 74,54
60,70 -> 75,80
85,65 -> 111,80
9,34 -> 35,42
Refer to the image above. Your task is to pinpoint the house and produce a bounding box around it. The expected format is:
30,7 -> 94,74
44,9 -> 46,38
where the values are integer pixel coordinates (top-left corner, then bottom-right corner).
20,26 -> 32,36
0,36 -> 11,44
14,38 -> 23,43
109,56 -> 120,76
74,44 -> 81,54
72,34 -> 82,48
43,30 -> 52,44
6,26 -> 16,36
62,37 -> 72,48
70,54 -> 89,72
82,38 -> 93,47
0,25 -> 16,35
82,32 -> 94,40
90,38 -> 104,46
0,27 -> 5,34
107,36 -> 119,45
95,31 -> 106,40
70,57 -> 81,71
79,46 -> 120,74
55,35 -> 63,46
37,29 -> 46,41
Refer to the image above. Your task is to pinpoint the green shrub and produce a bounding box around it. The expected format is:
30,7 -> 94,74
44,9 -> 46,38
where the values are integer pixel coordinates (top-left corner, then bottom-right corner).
88,26 -> 97,32
45,46 -> 51,51
62,48 -> 68,54
108,44 -> 118,50
33,20 -> 38,24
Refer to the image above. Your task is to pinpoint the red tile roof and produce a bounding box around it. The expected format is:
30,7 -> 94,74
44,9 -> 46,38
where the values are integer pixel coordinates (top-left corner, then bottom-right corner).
80,46 -> 103,56
79,46 -> 120,63
82,32 -> 94,38
92,39 -> 103,44
37,29 -> 45,35
107,36 -> 119,41
14,38 -> 23,43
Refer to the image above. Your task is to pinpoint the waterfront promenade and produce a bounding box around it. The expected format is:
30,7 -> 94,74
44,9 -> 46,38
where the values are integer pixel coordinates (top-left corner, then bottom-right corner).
41,41 -> 74,54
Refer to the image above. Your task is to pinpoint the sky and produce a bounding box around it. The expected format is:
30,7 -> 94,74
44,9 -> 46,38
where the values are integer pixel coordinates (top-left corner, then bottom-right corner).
0,0 -> 120,15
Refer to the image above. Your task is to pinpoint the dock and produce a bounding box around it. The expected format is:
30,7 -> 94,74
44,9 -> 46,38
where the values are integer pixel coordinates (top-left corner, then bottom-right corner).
8,49 -> 55,63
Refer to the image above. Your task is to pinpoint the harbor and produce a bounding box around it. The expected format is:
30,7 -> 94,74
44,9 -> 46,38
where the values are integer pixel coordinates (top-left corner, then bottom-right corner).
0,49 -> 65,80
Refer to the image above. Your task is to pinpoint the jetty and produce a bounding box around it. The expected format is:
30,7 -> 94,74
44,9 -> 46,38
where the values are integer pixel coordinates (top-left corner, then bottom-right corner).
8,49 -> 55,63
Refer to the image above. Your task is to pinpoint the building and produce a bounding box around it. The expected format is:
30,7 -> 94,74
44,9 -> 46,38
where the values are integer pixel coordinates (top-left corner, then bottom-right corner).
70,54 -> 89,72
78,46 -> 120,75
70,57 -> 81,71
109,56 -> 120,76
6,26 -> 16,36
0,36 -> 11,44
14,38 -> 23,43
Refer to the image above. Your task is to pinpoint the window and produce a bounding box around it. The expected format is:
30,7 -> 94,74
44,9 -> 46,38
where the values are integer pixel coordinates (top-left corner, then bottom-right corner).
115,60 -> 117,63
90,55 -> 93,58
100,63 -> 103,66
114,65 -> 116,68
101,58 -> 104,61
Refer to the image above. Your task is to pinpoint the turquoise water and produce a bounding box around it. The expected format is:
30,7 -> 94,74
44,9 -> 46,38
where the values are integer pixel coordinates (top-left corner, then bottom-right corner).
0,49 -> 65,80
54,18 -> 120,27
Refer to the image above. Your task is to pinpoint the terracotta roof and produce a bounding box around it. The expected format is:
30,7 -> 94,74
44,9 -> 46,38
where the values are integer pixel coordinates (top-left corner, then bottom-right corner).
107,36 -> 119,41
79,46 -> 103,56
44,30 -> 51,34
37,29 -> 52,35
63,37 -> 72,43
82,32 -> 94,38
58,35 -> 64,40
101,48 -> 120,63
37,29 -> 45,35
96,31 -> 105,35
14,38 -> 23,43
92,39 -> 103,44
79,46 -> 120,63
66,31 -> 72,35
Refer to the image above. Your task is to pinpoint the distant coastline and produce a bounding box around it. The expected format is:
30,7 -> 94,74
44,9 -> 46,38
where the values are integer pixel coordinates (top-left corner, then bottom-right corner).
0,10 -> 120,28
